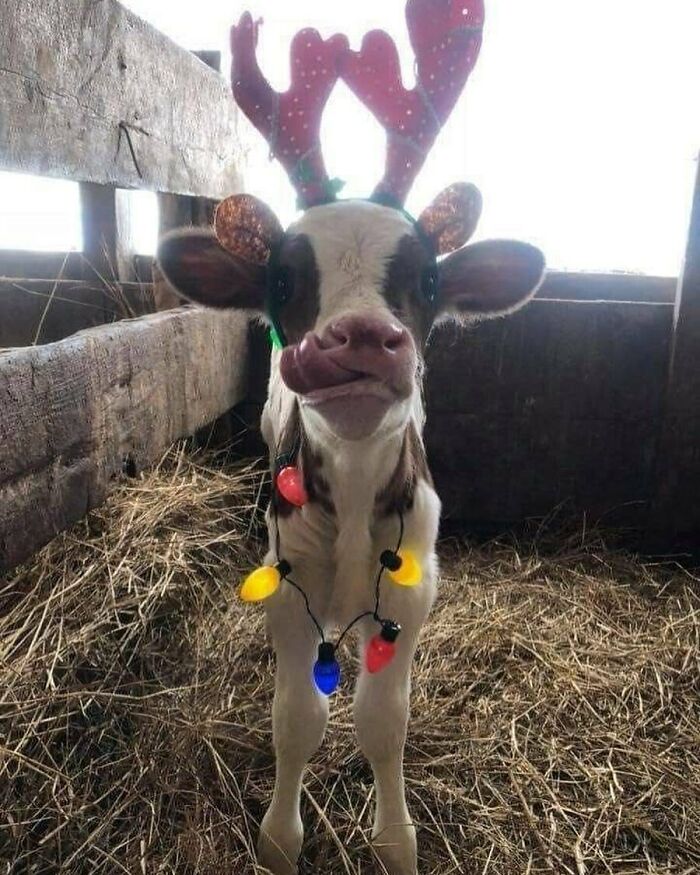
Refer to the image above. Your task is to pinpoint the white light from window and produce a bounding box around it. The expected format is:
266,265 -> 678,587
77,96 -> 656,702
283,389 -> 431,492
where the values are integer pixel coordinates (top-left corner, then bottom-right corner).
0,172 -> 81,252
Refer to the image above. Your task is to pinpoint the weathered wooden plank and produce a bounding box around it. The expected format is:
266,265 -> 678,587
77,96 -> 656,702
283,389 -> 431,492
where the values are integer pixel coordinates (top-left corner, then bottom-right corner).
0,278 -> 153,347
424,299 -> 674,529
0,307 -> 249,571
538,271 -> 676,304
0,0 -> 246,197
650,158 -> 700,542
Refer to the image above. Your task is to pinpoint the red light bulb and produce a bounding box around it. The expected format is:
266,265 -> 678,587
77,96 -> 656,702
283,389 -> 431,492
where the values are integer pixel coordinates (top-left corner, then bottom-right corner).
276,465 -> 308,507
365,621 -> 401,674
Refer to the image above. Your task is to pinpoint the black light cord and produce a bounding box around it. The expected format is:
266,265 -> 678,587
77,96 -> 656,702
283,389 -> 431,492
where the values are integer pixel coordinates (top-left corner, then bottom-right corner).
273,497 -> 405,652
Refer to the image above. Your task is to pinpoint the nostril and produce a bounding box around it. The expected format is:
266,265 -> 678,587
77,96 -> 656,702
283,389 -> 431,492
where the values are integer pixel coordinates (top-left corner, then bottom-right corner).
384,332 -> 405,351
383,324 -> 408,351
328,324 -> 349,347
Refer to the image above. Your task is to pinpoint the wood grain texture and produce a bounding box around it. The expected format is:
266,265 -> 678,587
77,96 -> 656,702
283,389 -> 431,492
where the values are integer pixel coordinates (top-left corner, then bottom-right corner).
650,158 -> 700,541
0,0 -> 245,196
424,299 -> 674,529
0,307 -> 249,571
538,271 -> 675,304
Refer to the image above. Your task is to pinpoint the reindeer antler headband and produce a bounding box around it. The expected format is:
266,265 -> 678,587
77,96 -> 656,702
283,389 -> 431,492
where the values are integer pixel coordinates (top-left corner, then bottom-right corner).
228,0 -> 484,211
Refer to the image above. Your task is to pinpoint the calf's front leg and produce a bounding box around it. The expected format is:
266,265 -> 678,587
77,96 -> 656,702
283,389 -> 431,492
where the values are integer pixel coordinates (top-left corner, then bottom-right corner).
353,619 -> 424,875
258,602 -> 329,875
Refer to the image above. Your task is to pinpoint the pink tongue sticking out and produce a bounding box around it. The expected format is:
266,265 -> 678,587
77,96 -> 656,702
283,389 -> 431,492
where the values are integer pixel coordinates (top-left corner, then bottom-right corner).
280,334 -> 363,395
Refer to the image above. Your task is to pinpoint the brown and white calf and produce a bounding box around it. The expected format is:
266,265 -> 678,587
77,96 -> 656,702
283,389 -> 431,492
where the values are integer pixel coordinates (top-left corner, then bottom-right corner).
158,198 -> 544,874
158,2 -> 545,872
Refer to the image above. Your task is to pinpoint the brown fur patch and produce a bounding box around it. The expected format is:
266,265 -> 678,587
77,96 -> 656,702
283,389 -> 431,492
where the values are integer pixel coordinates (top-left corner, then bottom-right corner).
275,234 -> 321,345
375,421 -> 432,518
271,403 -> 335,518
300,442 -> 335,516
383,234 -> 435,350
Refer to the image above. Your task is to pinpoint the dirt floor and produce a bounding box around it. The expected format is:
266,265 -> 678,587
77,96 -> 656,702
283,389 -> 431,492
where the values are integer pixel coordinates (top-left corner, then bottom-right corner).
1,447 -> 699,874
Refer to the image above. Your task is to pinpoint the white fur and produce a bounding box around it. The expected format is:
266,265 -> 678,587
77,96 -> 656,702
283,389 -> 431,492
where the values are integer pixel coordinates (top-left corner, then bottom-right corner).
258,202 -> 440,875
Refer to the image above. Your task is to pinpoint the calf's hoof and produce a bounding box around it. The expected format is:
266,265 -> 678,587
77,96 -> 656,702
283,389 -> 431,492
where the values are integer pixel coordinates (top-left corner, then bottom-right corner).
372,821 -> 418,875
257,810 -> 302,875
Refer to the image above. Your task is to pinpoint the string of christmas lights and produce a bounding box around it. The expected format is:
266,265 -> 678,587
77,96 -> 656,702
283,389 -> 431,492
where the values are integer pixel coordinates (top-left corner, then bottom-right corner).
238,450 -> 423,695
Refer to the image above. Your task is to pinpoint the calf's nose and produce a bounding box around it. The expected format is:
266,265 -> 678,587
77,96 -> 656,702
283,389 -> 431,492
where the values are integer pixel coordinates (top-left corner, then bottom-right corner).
321,314 -> 410,353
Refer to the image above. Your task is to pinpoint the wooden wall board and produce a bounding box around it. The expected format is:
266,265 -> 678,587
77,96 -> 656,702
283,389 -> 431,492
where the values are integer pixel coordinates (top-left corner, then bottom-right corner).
650,158 -> 700,541
0,0 -> 246,197
538,271 -> 676,304
0,278 -> 153,348
424,299 -> 674,527
0,307 -> 249,572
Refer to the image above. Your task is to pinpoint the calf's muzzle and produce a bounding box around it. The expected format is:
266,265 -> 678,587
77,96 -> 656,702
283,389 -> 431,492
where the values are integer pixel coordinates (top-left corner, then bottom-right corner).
279,314 -> 416,399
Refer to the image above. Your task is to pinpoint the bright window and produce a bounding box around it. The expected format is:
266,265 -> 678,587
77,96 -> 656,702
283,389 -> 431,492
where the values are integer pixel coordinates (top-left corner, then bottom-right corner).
2,0 -> 699,275
0,172 -> 82,252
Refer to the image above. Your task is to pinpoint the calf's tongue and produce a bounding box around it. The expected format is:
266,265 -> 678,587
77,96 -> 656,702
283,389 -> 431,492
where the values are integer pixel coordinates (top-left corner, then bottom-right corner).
279,335 -> 361,395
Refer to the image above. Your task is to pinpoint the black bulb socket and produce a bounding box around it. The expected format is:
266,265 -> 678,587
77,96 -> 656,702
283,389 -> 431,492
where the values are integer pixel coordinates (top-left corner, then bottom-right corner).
276,559 -> 292,578
380,550 -> 402,572
380,621 -> 401,643
318,642 -> 336,664
275,453 -> 294,473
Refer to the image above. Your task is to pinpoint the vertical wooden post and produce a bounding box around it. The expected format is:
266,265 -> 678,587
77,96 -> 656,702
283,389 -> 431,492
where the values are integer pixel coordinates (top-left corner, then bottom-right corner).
650,156 -> 700,544
153,52 -> 223,311
79,182 -> 135,282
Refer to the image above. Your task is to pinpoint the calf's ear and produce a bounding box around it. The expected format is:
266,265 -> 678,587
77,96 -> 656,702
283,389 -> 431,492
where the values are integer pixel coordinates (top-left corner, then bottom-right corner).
157,194 -> 284,310
157,228 -> 267,310
437,239 -> 545,320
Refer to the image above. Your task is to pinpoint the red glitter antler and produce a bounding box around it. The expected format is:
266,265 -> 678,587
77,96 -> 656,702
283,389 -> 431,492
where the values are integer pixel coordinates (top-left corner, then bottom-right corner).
340,0 -> 484,207
231,13 -> 348,209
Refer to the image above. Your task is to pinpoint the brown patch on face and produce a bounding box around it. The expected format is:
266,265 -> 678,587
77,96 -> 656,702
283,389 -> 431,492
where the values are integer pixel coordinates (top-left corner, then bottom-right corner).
375,420 -> 432,518
300,442 -> 335,516
273,234 -> 321,345
271,402 -> 335,518
383,234 -> 436,350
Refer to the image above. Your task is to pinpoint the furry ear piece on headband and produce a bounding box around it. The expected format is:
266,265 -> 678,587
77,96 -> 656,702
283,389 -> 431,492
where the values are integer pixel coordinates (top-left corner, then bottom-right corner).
417,182 -> 482,256
156,194 -> 283,311
214,194 -> 284,264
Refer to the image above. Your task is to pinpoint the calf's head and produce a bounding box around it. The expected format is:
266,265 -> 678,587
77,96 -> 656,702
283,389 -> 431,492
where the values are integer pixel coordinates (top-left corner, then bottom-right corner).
157,1 -> 545,442
159,194 -> 544,441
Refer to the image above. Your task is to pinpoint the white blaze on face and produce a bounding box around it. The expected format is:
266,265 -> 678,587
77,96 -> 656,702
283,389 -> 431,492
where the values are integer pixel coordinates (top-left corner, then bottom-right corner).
287,200 -> 416,334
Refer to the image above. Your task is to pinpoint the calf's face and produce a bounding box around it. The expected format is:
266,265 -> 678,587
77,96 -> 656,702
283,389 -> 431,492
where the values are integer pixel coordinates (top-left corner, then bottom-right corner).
158,199 -> 545,441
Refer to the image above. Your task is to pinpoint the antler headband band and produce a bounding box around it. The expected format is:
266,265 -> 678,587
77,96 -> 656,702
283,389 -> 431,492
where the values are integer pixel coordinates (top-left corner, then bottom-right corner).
230,0 -> 485,210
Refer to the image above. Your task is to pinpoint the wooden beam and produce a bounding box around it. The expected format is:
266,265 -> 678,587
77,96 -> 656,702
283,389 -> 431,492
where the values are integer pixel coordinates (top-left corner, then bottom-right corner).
650,158 -> 700,542
538,271 -> 676,304
0,307 -> 249,572
0,0 -> 246,197
424,298 -> 674,530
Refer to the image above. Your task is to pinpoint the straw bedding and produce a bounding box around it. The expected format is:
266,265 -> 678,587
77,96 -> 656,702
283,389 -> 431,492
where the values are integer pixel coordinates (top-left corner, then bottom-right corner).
2,447 -> 699,874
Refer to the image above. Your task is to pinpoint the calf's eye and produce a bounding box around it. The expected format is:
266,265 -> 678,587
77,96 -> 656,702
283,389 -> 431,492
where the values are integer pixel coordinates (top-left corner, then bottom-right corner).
421,265 -> 439,304
274,266 -> 294,306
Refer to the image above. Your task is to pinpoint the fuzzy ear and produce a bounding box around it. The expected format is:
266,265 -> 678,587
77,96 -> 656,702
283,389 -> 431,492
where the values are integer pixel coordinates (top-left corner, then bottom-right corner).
157,228 -> 267,310
437,239 -> 545,318
417,182 -> 482,255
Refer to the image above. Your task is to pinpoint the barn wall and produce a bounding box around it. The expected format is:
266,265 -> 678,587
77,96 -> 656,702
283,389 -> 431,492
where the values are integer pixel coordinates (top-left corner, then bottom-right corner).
425,299 -> 673,530
0,278 -> 154,348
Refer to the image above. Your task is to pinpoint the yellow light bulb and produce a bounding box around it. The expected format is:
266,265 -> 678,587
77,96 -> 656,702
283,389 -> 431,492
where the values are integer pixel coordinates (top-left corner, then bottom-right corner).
240,565 -> 282,602
389,549 -> 422,587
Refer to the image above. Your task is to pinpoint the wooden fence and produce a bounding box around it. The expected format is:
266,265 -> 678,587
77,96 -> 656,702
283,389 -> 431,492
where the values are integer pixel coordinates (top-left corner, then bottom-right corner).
0,0 -> 698,573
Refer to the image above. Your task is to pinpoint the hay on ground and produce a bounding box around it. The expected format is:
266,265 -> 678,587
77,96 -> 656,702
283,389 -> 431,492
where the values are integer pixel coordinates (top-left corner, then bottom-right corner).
1,446 -> 699,874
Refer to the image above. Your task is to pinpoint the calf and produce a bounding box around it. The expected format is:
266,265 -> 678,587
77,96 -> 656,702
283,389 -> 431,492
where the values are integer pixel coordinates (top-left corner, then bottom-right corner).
158,3 -> 544,873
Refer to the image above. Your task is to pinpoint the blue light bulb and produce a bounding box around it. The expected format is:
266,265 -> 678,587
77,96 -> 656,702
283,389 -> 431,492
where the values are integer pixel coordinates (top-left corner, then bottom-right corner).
313,643 -> 340,696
